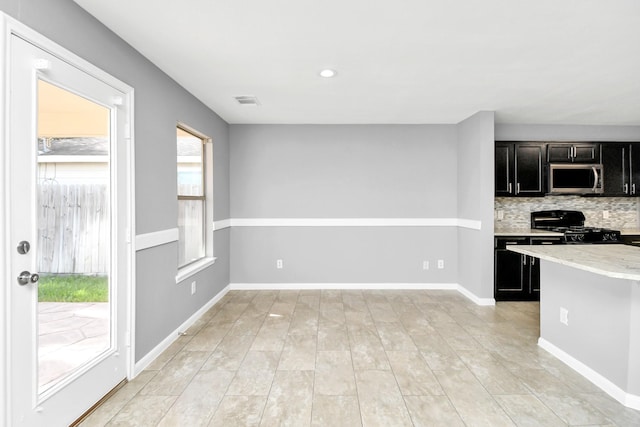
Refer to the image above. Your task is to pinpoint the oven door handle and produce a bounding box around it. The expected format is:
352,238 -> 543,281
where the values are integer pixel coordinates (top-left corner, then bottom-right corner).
592,166 -> 599,192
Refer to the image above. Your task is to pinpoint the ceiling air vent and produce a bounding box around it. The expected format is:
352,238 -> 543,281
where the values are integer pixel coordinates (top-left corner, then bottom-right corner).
234,95 -> 260,106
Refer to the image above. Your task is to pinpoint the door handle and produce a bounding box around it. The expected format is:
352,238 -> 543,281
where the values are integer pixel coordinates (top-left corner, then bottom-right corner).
592,166 -> 599,193
624,183 -> 629,194
17,271 -> 39,286
508,182 -> 512,193
633,183 -> 636,195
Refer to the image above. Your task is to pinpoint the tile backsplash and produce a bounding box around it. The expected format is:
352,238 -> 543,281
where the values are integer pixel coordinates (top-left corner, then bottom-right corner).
495,196 -> 640,229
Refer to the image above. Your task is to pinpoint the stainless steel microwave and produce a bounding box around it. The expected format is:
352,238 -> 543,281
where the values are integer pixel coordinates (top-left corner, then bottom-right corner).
548,163 -> 603,195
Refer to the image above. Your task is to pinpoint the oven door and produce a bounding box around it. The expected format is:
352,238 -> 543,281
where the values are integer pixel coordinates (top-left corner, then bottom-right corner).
549,164 -> 603,194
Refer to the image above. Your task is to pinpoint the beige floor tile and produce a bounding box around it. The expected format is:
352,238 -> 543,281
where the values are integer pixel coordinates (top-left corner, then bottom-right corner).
288,308 -> 319,335
535,393 -> 611,425
314,351 -> 356,396
227,314 -> 266,336
208,396 -> 266,427
456,349 -> 529,395
201,334 -> 255,371
403,395 -> 465,427
494,394 -> 565,427
434,368 -> 515,427
412,333 -> 465,371
139,351 -> 210,396
349,332 -> 390,371
260,370 -> 314,426
106,395 -> 177,427
278,335 -> 317,370
386,351 -> 443,395
240,351 -> 281,371
354,370 -> 413,427
157,370 -> 235,426
375,322 -> 417,351
317,324 -> 350,351
366,302 -> 399,323
226,369 -> 276,396
578,392 -> 640,426
80,371 -> 157,426
183,323 -> 232,351
144,335 -> 191,371
311,395 -> 362,427
210,303 -> 249,324
84,291 -> 640,427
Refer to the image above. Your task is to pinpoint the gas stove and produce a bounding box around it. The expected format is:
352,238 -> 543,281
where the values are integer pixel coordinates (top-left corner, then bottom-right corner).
550,226 -> 622,244
531,210 -> 622,244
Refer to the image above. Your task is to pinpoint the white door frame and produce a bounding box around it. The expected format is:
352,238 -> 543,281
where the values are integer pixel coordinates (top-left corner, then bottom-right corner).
0,12 -> 136,425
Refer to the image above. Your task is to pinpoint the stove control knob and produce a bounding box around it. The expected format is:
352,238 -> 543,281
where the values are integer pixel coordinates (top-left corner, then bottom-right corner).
604,233 -> 611,241
577,234 -> 585,242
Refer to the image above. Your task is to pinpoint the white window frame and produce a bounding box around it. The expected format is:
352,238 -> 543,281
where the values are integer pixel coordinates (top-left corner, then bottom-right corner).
175,123 -> 215,283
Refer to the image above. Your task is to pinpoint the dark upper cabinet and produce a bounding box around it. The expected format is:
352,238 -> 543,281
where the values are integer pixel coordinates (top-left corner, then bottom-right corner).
495,144 -> 514,196
602,143 -> 640,196
495,142 -> 545,196
515,144 -> 545,195
631,144 -> 640,196
548,143 -> 600,163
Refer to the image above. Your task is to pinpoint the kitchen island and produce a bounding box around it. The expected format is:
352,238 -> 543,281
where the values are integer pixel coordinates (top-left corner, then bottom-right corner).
507,244 -> 640,410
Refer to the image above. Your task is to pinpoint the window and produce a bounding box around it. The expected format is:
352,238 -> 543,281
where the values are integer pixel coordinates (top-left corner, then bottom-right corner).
177,125 -> 208,268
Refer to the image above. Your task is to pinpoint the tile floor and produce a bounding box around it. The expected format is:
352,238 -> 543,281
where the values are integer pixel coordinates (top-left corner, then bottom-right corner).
80,290 -> 640,426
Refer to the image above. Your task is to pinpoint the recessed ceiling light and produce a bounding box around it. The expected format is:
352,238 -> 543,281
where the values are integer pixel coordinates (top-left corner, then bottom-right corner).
319,69 -> 337,78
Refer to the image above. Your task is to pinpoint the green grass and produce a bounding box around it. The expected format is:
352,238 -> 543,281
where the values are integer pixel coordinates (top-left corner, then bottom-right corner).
38,274 -> 108,302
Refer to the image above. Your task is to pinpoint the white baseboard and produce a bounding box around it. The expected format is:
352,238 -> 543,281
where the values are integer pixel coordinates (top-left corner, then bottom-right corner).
229,282 -> 494,307
538,337 -> 640,410
457,285 -> 496,306
230,282 -> 459,291
133,284 -> 230,376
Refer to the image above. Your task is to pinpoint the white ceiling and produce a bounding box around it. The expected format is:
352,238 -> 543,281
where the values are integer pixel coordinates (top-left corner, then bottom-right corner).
74,0 -> 640,125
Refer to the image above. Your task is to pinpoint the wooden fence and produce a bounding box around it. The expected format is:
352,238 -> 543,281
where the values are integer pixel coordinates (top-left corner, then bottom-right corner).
37,183 -> 109,274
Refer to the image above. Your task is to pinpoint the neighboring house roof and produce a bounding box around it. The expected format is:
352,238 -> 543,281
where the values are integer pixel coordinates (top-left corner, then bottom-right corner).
38,137 -> 108,156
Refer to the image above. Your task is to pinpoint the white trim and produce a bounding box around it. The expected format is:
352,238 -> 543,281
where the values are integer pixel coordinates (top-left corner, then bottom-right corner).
0,13 -> 9,426
538,338 -> 640,410
230,282 -> 459,291
214,219 -> 231,231
135,228 -> 178,251
175,257 -> 217,284
456,285 -> 496,306
227,217 -> 482,229
133,284 -> 231,376
37,155 -> 108,163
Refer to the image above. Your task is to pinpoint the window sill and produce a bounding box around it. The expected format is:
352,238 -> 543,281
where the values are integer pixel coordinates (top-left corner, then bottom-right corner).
175,257 -> 217,284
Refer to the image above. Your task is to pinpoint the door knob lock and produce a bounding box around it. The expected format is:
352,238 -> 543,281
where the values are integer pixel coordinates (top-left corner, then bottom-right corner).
17,271 -> 39,286
17,241 -> 31,255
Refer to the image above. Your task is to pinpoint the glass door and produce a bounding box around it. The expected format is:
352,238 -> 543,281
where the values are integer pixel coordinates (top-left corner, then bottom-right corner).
9,34 -> 132,426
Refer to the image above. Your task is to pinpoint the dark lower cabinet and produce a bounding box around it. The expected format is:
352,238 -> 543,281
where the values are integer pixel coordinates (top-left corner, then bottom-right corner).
494,236 -> 561,301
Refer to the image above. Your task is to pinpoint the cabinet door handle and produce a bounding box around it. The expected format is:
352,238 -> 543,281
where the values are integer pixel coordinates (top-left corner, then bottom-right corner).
508,182 -> 512,193
516,183 -> 520,194
633,183 -> 636,195
531,257 -> 535,266
523,257 -> 527,265
625,183 -> 629,194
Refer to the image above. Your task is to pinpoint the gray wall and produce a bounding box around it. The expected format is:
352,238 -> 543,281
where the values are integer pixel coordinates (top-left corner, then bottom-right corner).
457,112 -> 495,299
495,124 -> 640,142
230,125 -> 460,284
1,0 -> 231,361
540,261 -> 639,395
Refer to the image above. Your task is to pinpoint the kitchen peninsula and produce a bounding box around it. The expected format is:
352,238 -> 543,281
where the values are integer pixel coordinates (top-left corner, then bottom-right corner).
507,244 -> 640,410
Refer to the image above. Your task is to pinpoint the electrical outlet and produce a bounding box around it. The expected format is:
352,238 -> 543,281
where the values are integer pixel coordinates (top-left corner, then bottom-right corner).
497,210 -> 505,220
423,261 -> 430,270
602,210 -> 609,219
437,259 -> 444,269
560,307 -> 569,325
191,281 -> 197,295
276,259 -> 283,269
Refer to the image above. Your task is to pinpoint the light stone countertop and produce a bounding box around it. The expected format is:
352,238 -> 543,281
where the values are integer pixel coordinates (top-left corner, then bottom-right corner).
507,244 -> 640,281
620,229 -> 640,236
494,228 -> 564,237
